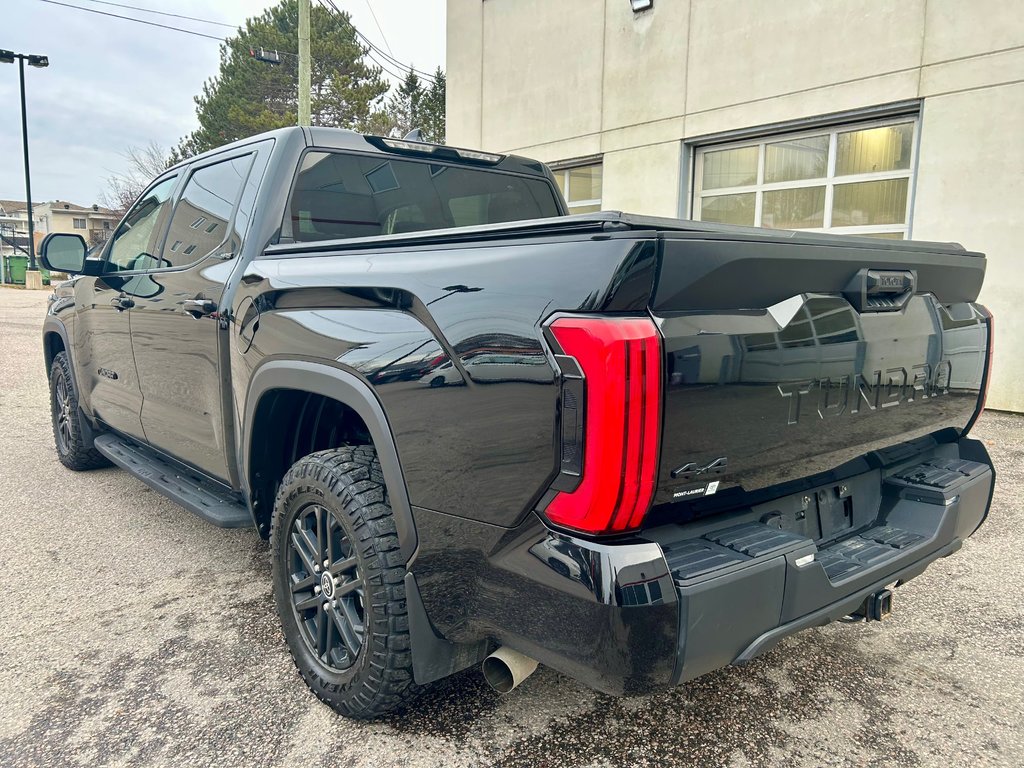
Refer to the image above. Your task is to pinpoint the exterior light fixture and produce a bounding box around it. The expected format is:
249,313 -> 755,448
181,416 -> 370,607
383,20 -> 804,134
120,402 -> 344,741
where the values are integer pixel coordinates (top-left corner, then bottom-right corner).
630,0 -> 653,11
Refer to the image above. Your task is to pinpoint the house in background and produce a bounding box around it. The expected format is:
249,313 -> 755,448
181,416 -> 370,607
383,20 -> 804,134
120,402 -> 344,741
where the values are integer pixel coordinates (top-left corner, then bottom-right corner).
0,200 -> 41,258
35,200 -> 119,248
445,0 -> 1022,412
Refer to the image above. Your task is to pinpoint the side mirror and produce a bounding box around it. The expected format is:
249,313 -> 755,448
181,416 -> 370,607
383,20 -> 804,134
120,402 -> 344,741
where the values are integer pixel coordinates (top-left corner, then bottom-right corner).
39,233 -> 87,274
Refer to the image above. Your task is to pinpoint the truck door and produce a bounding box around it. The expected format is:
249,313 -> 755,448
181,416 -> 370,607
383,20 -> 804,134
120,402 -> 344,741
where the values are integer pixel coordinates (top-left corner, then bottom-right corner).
129,148 -> 261,483
72,175 -> 178,440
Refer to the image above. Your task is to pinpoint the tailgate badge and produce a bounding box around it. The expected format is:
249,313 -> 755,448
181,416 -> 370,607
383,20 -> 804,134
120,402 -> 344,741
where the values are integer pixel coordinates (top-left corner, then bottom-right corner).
671,456 -> 727,481
672,480 -> 720,500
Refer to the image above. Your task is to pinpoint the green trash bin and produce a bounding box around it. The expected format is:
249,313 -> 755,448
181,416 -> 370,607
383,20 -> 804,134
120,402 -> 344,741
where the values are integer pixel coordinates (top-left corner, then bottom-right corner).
3,256 -> 49,285
7,255 -> 28,285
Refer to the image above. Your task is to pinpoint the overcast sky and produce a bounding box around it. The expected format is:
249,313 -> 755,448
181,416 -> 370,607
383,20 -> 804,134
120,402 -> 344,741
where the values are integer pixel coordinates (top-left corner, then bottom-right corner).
1,0 -> 446,204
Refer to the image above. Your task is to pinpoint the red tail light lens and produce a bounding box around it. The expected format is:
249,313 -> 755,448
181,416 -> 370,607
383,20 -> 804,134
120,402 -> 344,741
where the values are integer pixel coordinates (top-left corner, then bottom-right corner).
544,316 -> 662,534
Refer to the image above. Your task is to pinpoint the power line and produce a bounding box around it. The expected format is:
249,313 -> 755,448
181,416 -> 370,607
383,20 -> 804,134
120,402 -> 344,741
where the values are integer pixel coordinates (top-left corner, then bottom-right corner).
73,0 -> 237,28
362,0 -> 394,57
35,0 -> 311,62
37,0 -> 433,84
318,0 -> 437,84
36,0 -> 226,41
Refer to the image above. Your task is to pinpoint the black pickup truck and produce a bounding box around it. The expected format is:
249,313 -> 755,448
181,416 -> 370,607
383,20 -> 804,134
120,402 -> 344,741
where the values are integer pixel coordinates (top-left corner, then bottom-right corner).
39,126 -> 995,719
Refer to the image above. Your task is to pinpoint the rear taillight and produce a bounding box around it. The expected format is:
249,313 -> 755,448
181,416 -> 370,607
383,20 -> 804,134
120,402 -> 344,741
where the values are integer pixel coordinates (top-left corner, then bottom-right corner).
543,316 -> 662,535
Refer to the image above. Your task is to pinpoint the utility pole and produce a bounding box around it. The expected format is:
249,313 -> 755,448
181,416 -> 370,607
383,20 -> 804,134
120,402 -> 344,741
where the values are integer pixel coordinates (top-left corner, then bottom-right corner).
297,0 -> 311,127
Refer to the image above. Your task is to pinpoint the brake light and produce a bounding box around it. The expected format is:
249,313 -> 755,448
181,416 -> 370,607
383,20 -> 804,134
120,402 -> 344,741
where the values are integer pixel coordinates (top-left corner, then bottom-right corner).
544,316 -> 662,534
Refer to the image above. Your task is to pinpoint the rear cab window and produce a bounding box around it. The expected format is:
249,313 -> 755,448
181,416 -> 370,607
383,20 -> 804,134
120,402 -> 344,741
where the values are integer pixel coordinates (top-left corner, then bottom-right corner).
284,150 -> 562,243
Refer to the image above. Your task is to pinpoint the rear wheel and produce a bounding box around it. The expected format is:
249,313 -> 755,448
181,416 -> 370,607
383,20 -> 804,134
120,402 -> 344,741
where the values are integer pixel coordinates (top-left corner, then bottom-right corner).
49,352 -> 110,471
270,446 -> 418,719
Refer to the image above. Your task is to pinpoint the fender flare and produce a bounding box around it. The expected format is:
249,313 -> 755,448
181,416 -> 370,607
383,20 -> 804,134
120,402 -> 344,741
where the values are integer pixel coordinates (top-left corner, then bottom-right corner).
242,359 -> 418,564
42,316 -> 75,387
42,314 -> 103,443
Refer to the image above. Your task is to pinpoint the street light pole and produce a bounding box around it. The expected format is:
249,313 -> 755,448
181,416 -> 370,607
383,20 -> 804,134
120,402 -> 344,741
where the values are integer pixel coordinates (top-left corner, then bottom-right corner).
1,50 -> 48,275
18,57 -> 36,270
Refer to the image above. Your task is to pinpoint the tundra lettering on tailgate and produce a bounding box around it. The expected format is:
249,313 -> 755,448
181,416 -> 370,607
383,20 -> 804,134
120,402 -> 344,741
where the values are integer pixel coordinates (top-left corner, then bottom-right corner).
778,360 -> 952,425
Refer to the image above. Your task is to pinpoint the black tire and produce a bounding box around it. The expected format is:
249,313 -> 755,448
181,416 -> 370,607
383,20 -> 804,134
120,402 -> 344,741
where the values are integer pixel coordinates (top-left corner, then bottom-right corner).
270,446 -> 418,719
49,352 -> 110,471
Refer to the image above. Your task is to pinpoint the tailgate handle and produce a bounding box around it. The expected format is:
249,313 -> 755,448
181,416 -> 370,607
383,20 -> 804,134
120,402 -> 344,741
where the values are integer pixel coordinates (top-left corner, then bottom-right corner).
843,268 -> 915,312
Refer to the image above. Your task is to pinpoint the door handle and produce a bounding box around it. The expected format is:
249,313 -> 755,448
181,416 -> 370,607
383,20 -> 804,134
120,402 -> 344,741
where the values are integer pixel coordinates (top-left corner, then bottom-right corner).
109,294 -> 134,311
182,298 -> 218,318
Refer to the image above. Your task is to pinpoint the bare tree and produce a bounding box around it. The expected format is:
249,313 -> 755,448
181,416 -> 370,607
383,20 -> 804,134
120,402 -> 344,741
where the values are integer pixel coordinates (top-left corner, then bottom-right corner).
100,142 -> 171,216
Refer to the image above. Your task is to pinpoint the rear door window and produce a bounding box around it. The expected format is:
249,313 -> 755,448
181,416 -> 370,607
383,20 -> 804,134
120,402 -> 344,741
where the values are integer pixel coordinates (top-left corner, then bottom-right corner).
286,150 -> 561,243
161,153 -> 254,269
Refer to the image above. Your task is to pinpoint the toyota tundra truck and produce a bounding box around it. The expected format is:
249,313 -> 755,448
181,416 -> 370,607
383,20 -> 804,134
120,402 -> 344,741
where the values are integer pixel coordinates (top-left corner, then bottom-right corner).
38,126 -> 995,719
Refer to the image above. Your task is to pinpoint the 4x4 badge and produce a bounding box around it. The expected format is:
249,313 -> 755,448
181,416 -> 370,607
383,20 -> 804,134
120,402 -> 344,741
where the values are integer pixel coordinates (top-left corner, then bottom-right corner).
671,457 -> 727,481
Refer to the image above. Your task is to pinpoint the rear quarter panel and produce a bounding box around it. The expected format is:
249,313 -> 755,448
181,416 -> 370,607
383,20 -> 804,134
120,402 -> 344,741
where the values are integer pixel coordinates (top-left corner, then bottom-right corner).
234,234 -> 656,526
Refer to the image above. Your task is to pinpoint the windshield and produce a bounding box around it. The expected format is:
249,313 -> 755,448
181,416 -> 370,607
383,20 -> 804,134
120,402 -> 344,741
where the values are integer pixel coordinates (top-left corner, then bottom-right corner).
286,150 -> 562,242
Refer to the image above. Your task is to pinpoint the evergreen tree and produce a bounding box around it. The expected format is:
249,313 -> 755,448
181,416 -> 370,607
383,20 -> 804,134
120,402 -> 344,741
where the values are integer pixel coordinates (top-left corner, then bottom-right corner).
370,67 -> 445,144
384,69 -> 423,139
173,0 -> 388,160
419,67 -> 446,145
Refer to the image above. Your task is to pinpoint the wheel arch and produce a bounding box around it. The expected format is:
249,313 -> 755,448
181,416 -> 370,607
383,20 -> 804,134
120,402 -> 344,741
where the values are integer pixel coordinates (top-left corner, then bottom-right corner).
42,317 -> 70,380
242,359 -> 417,564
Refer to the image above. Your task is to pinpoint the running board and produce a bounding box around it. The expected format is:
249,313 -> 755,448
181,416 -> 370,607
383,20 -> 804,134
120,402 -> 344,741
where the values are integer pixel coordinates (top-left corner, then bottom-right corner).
93,434 -> 252,528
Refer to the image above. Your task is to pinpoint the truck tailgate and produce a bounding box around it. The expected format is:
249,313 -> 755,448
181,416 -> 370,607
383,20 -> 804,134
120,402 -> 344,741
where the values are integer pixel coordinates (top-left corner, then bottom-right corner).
651,234 -> 990,512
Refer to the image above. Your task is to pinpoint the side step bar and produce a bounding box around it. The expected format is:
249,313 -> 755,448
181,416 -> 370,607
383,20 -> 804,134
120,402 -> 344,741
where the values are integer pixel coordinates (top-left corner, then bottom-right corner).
93,434 -> 252,528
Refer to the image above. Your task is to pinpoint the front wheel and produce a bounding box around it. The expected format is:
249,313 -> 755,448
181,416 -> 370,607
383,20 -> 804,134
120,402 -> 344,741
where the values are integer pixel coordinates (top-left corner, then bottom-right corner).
49,352 -> 110,471
270,446 -> 418,719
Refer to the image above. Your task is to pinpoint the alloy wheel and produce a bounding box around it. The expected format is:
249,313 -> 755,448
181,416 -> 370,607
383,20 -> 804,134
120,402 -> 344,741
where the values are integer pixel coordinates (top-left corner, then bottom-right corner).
287,503 -> 365,671
54,371 -> 73,455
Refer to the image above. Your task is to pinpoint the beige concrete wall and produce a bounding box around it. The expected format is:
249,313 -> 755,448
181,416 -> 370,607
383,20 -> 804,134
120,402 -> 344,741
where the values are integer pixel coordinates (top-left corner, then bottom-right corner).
911,82 -> 1024,412
447,0 -> 1024,409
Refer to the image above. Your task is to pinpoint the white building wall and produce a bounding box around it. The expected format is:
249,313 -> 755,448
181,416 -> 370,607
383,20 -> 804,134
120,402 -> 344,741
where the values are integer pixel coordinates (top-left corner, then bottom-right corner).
447,0 -> 1024,411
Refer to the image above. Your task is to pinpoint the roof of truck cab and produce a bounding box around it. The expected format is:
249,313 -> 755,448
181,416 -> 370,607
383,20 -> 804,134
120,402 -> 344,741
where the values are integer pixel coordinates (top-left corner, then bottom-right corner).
167,126 -> 552,179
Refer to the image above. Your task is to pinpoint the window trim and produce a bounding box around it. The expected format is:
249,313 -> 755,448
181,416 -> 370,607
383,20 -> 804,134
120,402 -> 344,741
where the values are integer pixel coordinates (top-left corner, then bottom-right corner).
691,115 -> 919,239
550,159 -> 603,214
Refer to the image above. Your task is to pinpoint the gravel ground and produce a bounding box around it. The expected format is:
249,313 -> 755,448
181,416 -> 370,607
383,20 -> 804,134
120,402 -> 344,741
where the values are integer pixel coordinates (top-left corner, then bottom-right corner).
1,286 -> 1022,767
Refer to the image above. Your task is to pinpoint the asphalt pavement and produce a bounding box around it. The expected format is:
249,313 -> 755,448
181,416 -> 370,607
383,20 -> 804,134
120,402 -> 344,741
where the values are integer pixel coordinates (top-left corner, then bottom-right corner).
1,286 -> 1022,767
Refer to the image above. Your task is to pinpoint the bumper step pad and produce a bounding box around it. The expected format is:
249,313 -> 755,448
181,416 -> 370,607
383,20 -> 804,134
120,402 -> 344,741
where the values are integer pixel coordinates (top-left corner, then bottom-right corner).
664,457 -> 988,585
665,522 -> 926,584
666,523 -> 808,582
815,526 -> 926,581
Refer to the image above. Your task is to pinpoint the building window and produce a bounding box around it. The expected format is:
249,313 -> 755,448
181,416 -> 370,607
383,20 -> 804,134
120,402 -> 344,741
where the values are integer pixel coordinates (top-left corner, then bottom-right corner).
553,163 -> 602,214
693,118 -> 917,239
72,217 -> 86,229
102,220 -> 111,230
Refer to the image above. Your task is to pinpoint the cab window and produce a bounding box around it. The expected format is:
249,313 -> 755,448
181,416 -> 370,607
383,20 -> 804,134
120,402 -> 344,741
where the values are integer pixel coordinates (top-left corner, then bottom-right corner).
286,150 -> 560,243
162,154 -> 253,268
106,176 -> 177,272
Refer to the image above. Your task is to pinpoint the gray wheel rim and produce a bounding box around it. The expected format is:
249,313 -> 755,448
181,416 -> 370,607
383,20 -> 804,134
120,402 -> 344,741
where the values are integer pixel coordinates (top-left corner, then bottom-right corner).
287,503 -> 365,672
54,371 -> 72,454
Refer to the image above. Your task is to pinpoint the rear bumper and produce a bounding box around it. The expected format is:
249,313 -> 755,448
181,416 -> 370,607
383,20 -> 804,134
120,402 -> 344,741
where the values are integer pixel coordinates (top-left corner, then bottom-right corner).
409,438 -> 994,695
